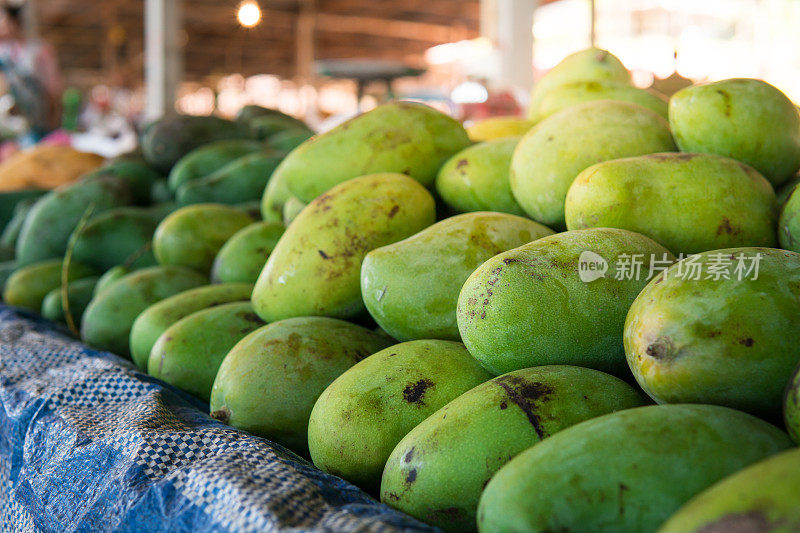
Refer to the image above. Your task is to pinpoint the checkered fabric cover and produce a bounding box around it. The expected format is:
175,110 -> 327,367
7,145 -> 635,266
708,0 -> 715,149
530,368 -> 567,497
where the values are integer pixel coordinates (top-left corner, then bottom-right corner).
0,306 -> 437,533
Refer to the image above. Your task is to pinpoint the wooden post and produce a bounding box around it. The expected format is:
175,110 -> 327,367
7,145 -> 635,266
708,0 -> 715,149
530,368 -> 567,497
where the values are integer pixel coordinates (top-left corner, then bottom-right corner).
145,0 -> 182,121
296,0 -> 316,83
481,0 -> 537,90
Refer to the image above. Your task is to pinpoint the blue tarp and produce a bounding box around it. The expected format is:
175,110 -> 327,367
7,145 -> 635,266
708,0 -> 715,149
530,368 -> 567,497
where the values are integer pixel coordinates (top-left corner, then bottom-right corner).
0,305 -> 436,532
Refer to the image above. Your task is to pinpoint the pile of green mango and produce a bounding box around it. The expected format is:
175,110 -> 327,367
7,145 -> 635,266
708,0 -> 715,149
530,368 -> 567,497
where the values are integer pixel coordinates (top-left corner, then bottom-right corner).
4,64 -> 800,533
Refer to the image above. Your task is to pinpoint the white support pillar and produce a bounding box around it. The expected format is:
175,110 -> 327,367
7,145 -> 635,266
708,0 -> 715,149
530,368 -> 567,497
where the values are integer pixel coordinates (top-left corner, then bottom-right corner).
481,0 -> 537,90
145,0 -> 183,121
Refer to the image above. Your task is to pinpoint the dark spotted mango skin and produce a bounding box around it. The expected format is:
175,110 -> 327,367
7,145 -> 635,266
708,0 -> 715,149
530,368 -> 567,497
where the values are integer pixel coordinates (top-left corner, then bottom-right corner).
477,404 -> 793,533
658,447 -> 800,533
307,340 -> 493,494
457,228 -> 674,377
625,247 -> 800,420
381,365 -> 647,532
274,101 -> 471,203
252,173 -> 436,322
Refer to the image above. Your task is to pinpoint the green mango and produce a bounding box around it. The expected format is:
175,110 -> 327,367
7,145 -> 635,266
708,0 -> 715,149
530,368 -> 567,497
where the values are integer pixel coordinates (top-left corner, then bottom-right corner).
153,204 -> 254,274
538,79 -> 668,120
81,265 -> 207,357
130,282 -> 254,370
435,138 -> 527,216
458,228 -> 675,376
275,102 -> 471,203
41,276 -> 100,325
669,78 -> 800,187
211,222 -> 284,284
210,316 -> 393,455
478,404 -> 792,533
779,186 -> 800,253
511,100 -> 676,228
0,197 -> 40,248
88,159 -> 163,205
308,339 -> 493,493
15,176 -> 134,266
281,196 -> 305,226
0,260 -> 17,294
93,265 -> 130,297
658,447 -> 800,533
527,47 -> 631,121
248,114 -> 312,141
252,173 -> 436,322
0,245 -> 13,262
625,247 -> 800,420
235,104 -> 295,124
3,259 -> 95,311
362,212 -> 553,341
0,189 -> 46,231
142,115 -> 251,173
175,151 -> 283,206
71,207 -> 162,272
266,128 -> 314,152
786,364 -> 800,444
566,153 -> 778,255
166,139 -> 265,192
776,173 -> 800,207
260,170 -> 294,224
381,366 -> 647,532
148,301 -> 263,401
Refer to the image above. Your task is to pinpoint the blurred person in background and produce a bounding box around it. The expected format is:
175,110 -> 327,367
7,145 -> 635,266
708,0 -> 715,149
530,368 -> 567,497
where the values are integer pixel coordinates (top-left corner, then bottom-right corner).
0,3 -> 62,143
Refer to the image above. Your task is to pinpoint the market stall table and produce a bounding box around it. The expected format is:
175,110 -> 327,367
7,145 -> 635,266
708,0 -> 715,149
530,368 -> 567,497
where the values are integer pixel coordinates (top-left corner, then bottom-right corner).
0,305 -> 435,532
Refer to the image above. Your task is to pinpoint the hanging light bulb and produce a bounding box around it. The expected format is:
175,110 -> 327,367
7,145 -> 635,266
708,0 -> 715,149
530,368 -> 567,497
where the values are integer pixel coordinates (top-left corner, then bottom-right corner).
237,1 -> 262,28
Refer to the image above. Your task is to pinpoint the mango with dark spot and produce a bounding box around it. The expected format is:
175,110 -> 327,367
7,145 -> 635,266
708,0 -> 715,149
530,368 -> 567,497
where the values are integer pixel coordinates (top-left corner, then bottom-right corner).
779,185 -> 800,253
211,222 -> 284,284
565,153 -> 778,255
478,404 -> 792,533
153,204 -> 254,274
148,301 -> 263,401
527,47 -> 631,122
658,447 -> 800,533
511,100 -> 676,228
130,282 -> 254,370
362,212 -> 553,341
625,248 -> 800,420
175,151 -> 284,206
538,79 -> 668,120
307,340 -> 493,493
785,363 -> 800,444
381,365 -> 646,532
458,228 -> 674,376
167,139 -> 264,192
16,175 -> 135,266
210,317 -> 392,455
41,276 -> 100,325
669,78 -> 800,187
436,138 -> 528,216
3,259 -> 95,311
274,102 -> 471,203
81,265 -> 207,357
465,117 -> 534,142
71,206 -> 164,273
252,173 -> 435,322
